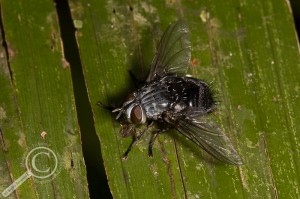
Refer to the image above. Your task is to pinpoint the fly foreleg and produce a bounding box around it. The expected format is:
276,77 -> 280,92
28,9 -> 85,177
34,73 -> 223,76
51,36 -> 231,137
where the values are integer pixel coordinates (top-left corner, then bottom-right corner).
122,122 -> 154,159
96,101 -> 116,111
148,126 -> 170,157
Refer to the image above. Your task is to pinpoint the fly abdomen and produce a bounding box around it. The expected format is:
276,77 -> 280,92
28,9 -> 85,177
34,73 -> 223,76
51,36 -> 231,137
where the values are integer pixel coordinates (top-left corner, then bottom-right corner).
184,77 -> 215,113
165,76 -> 215,114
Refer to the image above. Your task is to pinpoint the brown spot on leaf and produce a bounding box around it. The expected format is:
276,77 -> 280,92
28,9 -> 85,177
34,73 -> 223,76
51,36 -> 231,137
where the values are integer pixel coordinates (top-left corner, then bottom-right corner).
191,58 -> 198,67
40,131 -> 47,140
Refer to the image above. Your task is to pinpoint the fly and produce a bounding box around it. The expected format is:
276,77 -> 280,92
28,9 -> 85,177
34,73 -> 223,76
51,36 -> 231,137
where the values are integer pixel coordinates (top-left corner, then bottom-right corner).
99,20 -> 242,165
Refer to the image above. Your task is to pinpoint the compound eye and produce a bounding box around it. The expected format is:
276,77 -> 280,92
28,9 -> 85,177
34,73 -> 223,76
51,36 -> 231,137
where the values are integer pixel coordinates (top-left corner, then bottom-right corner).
130,105 -> 144,124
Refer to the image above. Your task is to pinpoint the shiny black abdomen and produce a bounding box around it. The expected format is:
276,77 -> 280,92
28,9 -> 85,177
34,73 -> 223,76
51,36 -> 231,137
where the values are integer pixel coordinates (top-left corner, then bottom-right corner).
138,75 -> 215,120
167,76 -> 215,113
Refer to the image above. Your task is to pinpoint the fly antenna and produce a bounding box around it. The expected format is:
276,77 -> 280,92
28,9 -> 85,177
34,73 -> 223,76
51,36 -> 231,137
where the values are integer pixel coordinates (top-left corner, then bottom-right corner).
112,108 -> 124,119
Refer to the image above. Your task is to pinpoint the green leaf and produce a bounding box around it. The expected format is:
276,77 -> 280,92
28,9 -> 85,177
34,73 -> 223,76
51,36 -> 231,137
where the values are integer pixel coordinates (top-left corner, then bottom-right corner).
1,0 -> 299,198
71,0 -> 300,198
0,0 -> 88,198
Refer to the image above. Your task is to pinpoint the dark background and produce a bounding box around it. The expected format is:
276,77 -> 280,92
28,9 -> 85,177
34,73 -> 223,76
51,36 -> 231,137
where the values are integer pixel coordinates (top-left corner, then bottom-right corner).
291,0 -> 300,36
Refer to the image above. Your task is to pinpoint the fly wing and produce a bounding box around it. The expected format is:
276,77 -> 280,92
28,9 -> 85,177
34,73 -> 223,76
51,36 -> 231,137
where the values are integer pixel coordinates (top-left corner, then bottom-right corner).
167,116 -> 242,165
146,20 -> 191,82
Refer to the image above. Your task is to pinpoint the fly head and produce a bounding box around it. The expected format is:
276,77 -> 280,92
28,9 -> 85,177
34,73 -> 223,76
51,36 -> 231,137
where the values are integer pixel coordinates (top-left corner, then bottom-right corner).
120,121 -> 135,137
112,92 -> 147,125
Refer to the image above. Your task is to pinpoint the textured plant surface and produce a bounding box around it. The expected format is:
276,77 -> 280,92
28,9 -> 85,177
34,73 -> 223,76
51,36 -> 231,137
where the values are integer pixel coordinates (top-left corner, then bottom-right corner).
0,0 -> 299,198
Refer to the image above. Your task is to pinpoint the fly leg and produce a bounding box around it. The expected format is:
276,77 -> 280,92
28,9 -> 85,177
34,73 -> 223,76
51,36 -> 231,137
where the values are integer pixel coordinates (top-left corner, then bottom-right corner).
96,101 -> 116,111
148,133 -> 159,157
122,130 -> 145,159
122,138 -> 135,159
148,127 -> 170,157
122,122 -> 154,159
